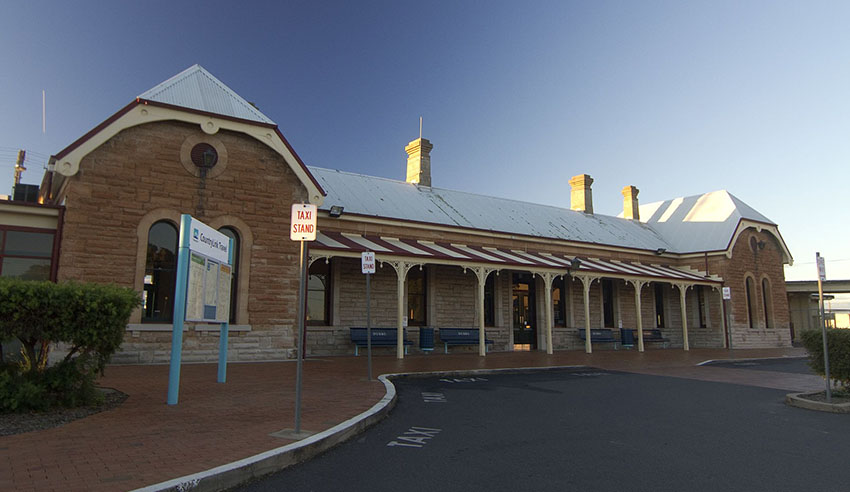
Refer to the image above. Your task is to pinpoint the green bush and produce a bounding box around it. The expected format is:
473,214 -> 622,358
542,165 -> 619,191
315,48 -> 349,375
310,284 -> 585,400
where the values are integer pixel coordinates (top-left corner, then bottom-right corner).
0,278 -> 140,412
801,328 -> 850,389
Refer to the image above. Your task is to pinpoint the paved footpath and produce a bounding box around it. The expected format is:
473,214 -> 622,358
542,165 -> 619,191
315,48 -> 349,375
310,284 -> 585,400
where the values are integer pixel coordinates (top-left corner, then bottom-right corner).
0,347 -> 817,491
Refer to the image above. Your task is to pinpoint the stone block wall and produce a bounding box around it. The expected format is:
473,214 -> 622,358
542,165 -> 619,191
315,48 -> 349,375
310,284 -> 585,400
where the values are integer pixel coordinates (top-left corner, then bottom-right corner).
57,120 -> 308,363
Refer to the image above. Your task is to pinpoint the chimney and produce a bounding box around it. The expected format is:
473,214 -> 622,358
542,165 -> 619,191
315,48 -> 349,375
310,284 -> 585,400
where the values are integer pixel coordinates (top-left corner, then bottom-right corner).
569,174 -> 594,214
622,185 -> 640,220
405,138 -> 433,187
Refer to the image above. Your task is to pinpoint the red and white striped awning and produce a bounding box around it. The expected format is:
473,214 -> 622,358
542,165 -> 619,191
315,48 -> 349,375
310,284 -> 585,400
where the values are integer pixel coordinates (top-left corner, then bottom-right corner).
313,232 -> 718,283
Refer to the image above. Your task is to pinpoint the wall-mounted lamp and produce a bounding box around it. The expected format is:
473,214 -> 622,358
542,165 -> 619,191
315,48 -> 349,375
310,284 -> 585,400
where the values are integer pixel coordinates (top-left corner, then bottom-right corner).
655,248 -> 666,255
328,205 -> 344,217
570,257 -> 582,270
757,240 -> 766,250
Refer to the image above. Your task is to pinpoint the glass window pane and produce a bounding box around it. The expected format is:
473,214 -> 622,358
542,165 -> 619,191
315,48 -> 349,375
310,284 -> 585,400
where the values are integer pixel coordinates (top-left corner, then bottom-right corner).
143,221 -> 177,323
2,257 -> 52,280
4,231 -> 54,257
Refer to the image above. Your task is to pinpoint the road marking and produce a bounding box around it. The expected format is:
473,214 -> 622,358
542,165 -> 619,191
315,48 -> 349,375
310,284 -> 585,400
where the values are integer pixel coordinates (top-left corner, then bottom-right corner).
439,377 -> 488,383
421,392 -> 446,403
571,372 -> 610,377
387,426 -> 442,448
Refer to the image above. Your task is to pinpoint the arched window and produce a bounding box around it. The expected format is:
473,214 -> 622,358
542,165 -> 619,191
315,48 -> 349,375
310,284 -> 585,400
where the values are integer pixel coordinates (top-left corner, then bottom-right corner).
745,276 -> 757,328
218,227 -> 240,324
307,260 -> 331,325
762,277 -> 773,329
143,221 -> 178,323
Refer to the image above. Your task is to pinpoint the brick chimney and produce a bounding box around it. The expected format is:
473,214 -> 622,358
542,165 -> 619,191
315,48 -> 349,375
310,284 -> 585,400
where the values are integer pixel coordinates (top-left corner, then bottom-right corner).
622,185 -> 640,220
405,138 -> 433,187
569,174 -> 594,213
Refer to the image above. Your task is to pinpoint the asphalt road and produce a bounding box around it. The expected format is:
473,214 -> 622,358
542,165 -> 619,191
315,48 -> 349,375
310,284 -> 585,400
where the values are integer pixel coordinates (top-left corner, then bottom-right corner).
236,362 -> 846,492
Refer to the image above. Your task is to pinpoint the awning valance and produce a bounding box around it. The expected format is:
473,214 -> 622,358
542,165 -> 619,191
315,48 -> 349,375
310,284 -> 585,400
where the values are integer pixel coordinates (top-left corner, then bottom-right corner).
313,231 -> 720,284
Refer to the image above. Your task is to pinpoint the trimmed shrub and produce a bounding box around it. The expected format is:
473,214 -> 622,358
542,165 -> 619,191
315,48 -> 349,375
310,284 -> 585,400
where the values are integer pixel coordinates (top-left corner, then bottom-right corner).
0,278 -> 140,412
801,328 -> 850,389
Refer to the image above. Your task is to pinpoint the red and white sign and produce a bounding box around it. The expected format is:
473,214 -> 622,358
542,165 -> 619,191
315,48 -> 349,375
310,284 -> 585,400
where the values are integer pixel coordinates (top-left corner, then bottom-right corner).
290,204 -> 317,241
722,287 -> 731,300
361,251 -> 376,274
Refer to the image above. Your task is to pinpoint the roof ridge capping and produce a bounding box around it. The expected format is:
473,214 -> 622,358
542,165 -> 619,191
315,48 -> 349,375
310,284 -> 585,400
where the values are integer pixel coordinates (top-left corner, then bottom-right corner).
308,165 -> 654,222
138,64 -> 275,125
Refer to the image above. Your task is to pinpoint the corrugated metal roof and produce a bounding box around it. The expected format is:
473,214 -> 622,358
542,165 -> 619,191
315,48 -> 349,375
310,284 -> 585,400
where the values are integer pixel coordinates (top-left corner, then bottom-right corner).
308,166 -> 674,252
313,231 -> 717,282
635,190 -> 775,253
138,65 -> 275,124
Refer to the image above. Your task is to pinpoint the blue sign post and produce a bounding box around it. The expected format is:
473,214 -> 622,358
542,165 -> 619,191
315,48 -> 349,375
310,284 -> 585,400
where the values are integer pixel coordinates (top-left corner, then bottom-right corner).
167,214 -> 234,405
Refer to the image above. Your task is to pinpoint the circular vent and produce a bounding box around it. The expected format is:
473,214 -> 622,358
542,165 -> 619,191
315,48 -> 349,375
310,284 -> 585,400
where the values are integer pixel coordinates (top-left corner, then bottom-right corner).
190,143 -> 218,169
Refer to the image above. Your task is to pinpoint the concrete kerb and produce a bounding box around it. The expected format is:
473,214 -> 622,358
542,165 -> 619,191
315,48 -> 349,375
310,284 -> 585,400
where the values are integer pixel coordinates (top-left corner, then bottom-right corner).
130,375 -> 397,492
130,365 -> 591,492
786,392 -> 850,413
696,355 -> 809,366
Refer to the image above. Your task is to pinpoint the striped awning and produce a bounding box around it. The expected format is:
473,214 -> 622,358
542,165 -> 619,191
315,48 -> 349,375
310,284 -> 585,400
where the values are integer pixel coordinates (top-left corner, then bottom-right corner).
313,232 -> 718,284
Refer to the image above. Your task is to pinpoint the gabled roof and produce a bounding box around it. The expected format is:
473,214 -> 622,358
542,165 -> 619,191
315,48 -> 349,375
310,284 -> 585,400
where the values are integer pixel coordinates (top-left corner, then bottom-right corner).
46,66 -> 325,204
309,166 -> 674,253
138,64 -> 275,125
635,190 -> 776,253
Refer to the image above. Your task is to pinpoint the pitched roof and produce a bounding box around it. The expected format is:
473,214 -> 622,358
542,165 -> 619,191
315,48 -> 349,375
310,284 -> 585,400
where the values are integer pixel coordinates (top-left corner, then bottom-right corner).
635,190 -> 776,253
308,166 -> 674,252
138,64 -> 275,124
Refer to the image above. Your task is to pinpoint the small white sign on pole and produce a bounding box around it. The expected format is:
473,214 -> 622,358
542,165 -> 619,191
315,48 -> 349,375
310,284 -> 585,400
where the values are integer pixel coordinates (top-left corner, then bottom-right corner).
817,255 -> 826,281
722,287 -> 731,300
290,203 -> 317,241
361,252 -> 376,274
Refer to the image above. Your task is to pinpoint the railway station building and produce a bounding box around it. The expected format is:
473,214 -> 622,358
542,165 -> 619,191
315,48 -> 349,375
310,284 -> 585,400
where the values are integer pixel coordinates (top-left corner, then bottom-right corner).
33,65 -> 794,363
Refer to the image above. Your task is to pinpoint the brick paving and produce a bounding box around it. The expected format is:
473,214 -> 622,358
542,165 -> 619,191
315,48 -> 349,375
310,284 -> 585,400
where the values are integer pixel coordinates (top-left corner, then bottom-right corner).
0,347 -> 816,491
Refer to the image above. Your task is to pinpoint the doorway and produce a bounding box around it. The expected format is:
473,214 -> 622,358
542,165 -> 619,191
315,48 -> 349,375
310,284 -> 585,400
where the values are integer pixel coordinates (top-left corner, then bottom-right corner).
512,273 -> 537,350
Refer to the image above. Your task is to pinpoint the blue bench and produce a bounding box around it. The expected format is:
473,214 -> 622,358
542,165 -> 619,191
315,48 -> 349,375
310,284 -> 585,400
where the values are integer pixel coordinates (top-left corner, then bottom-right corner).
626,328 -> 669,348
577,328 -> 619,349
438,328 -> 493,354
349,327 -> 412,356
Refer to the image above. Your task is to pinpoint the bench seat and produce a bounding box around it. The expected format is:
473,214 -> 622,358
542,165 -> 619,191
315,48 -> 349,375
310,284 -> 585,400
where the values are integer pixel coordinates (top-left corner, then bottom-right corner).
577,328 -> 619,349
438,328 -> 493,354
349,327 -> 412,356
623,328 -> 669,348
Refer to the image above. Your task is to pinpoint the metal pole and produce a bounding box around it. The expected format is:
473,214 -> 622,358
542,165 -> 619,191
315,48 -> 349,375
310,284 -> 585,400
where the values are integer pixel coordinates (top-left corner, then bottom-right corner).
167,214 -> 192,405
218,237 -> 234,383
724,298 -> 732,352
817,252 -> 831,402
294,240 -> 308,433
367,272 -> 372,380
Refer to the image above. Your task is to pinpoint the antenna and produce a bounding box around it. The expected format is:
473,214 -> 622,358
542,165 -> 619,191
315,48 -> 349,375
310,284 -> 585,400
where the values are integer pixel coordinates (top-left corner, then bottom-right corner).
419,116 -> 422,139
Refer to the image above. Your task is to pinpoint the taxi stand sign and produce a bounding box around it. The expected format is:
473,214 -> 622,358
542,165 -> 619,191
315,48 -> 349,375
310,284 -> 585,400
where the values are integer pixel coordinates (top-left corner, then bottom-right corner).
292,203 -> 317,435
362,252 -> 375,380
167,215 -> 234,405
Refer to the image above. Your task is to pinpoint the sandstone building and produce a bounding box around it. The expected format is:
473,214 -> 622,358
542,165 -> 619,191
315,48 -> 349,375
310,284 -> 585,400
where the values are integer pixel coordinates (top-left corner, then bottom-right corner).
33,65 -> 793,363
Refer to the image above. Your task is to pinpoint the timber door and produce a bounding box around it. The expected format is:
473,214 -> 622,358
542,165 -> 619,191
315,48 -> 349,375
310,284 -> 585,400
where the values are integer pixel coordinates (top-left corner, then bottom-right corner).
512,273 -> 537,350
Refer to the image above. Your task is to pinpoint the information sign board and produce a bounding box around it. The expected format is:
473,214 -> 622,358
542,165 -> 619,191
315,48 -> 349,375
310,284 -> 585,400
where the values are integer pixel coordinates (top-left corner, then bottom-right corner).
722,287 -> 731,300
362,251 -> 376,274
817,255 -> 826,281
186,251 -> 232,323
291,203 -> 317,241
189,217 -> 230,264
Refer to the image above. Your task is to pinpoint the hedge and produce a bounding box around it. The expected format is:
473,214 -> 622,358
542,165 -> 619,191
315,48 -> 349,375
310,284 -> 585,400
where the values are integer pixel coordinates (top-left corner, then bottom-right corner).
0,278 -> 140,412
801,328 -> 850,389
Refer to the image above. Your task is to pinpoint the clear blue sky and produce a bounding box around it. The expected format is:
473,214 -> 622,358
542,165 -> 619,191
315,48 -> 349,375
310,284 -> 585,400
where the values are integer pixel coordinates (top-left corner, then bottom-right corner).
2,0 -> 849,289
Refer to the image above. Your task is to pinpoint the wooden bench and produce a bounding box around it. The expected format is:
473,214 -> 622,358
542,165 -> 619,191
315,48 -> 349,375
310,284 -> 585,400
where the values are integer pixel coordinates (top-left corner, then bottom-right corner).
577,328 -> 619,349
438,328 -> 493,354
349,327 -> 412,356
